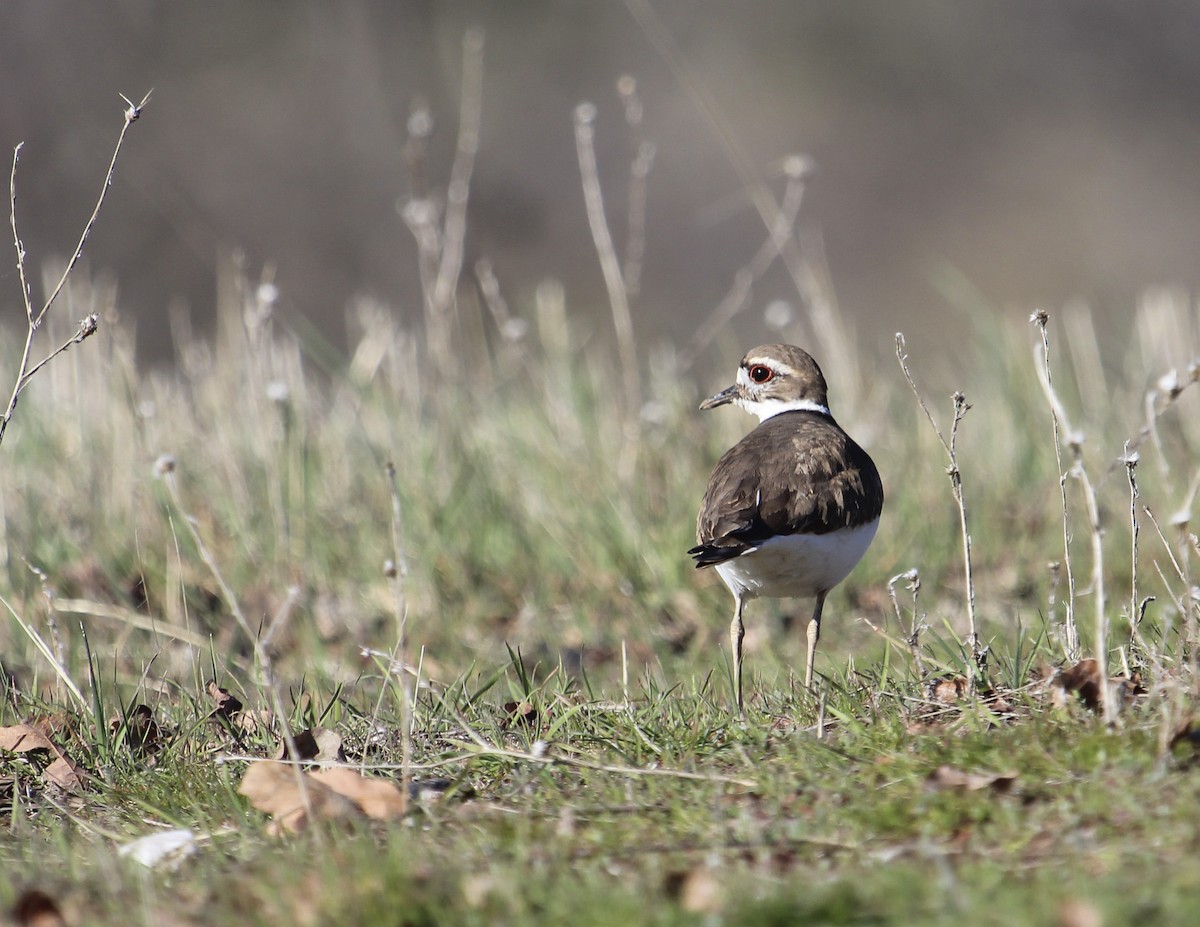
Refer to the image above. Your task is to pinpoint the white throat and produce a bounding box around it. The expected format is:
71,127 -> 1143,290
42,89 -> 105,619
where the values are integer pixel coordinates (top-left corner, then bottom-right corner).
738,397 -> 831,423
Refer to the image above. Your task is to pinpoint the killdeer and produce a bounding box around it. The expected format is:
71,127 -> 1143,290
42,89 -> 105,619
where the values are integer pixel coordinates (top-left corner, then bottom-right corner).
690,344 -> 883,709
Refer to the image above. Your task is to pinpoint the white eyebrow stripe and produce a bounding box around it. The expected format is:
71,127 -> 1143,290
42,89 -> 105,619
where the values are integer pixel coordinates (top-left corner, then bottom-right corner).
741,361 -> 798,380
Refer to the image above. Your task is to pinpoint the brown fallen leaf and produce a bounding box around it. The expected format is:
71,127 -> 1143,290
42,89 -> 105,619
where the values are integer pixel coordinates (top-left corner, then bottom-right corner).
310,766 -> 408,820
502,700 -> 538,728
206,680 -> 243,719
1050,659 -> 1142,713
0,723 -> 87,792
926,765 -> 1017,794
109,704 -> 161,756
207,681 -> 271,734
239,760 -> 408,834
273,727 -> 345,764
1053,659 -> 1103,710
11,888 -> 66,927
928,675 -> 967,704
238,761 -> 361,835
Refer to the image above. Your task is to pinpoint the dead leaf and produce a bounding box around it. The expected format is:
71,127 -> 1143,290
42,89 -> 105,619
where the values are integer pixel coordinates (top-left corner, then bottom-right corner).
926,765 -> 1017,794
928,675 -> 967,704
1050,659 -> 1142,713
1053,659 -> 1104,710
11,888 -> 66,927
109,704 -> 161,755
310,766 -> 407,820
273,727 -> 345,764
238,761 -> 361,835
502,700 -> 538,728
207,680 -> 243,718
206,681 -> 271,734
0,723 -> 56,754
239,760 -> 408,834
0,723 -> 87,792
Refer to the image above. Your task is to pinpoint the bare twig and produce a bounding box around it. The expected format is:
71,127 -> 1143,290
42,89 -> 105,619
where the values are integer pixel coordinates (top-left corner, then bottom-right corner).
1029,312 -> 1111,723
401,32 -> 484,377
894,334 -> 982,681
365,461 -> 414,806
887,569 -> 927,678
20,314 -> 100,387
681,156 -> 812,370
9,144 -> 33,321
1125,446 -> 1147,663
2,91 -> 149,448
430,30 -> 484,334
617,75 -> 654,302
1031,310 -> 1080,659
574,102 -> 640,426
1116,360 -> 1200,488
622,0 -> 820,320
223,744 -> 757,789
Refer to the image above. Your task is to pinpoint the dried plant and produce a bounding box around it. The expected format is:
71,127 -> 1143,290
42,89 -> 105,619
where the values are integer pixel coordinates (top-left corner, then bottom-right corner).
2,91 -> 150,448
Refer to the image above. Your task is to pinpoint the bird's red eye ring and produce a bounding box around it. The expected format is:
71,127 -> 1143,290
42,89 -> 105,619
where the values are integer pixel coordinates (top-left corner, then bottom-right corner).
748,364 -> 774,383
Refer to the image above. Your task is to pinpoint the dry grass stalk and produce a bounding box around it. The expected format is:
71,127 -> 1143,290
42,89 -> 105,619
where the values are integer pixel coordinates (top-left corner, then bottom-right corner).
1031,311 -> 1081,660
1030,311 -> 1112,724
158,458 -> 318,832
887,569 -> 927,679
402,31 -> 485,381
618,75 -> 654,304
1124,447 -> 1150,665
366,461 -> 414,804
681,156 -> 811,370
574,100 -> 641,476
894,333 -> 984,684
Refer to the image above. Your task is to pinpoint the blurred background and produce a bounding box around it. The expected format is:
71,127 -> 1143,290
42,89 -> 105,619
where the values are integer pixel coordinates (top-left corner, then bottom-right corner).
3,0 -> 1200,364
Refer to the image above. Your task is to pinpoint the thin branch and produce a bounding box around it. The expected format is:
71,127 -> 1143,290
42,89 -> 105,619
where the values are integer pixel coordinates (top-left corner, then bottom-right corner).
887,569 -> 927,678
10,144 -> 34,322
1031,310 -> 1079,659
617,75 -> 654,302
1029,312 -> 1111,723
681,156 -> 811,370
2,91 -> 149,449
19,314 -> 99,387
36,90 -> 151,328
1125,446 -> 1146,663
895,333 -> 982,677
223,745 -> 757,789
430,29 -> 484,321
574,102 -> 639,420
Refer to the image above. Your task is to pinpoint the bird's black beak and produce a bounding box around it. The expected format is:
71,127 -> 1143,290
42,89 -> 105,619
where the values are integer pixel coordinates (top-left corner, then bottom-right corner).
699,385 -> 738,410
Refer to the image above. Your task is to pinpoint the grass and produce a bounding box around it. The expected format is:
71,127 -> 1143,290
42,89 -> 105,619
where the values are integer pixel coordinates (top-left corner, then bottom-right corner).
2,112 -> 1200,924
0,263 -> 1196,925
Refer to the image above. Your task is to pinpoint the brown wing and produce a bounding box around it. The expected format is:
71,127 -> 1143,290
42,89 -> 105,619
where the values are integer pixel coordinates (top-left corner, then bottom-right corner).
689,412 -> 883,568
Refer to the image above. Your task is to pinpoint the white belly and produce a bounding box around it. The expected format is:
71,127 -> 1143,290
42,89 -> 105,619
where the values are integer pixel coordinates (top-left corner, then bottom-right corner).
714,518 -> 879,601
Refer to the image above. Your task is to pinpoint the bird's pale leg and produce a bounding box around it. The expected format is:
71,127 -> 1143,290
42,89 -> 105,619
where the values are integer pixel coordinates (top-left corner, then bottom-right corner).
730,594 -> 746,712
804,591 -> 827,690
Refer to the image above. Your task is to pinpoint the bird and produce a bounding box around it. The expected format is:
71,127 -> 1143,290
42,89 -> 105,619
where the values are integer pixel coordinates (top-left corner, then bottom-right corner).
690,344 -> 883,710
